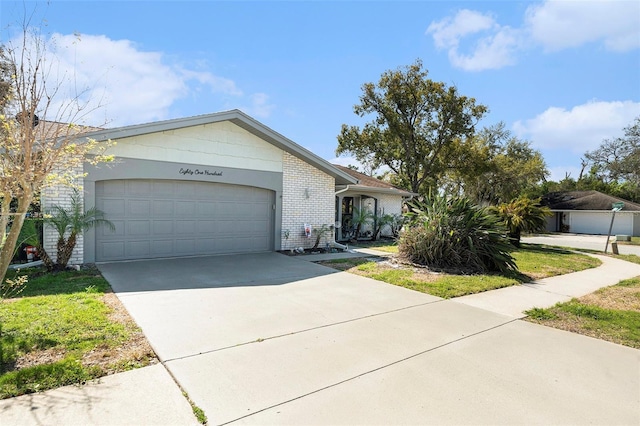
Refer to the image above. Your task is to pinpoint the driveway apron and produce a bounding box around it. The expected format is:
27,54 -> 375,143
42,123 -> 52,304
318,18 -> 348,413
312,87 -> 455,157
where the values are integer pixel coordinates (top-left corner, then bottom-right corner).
98,252 -> 640,425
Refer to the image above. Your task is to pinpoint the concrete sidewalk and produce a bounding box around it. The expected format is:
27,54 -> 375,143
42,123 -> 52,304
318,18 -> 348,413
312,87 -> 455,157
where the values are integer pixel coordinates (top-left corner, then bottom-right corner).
454,253 -> 640,317
0,364 -> 198,425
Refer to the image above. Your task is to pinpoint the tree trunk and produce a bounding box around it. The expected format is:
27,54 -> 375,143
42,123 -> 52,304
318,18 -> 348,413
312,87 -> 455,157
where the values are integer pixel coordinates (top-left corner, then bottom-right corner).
57,232 -> 77,269
36,244 -> 55,271
0,195 -> 10,250
0,192 -> 34,285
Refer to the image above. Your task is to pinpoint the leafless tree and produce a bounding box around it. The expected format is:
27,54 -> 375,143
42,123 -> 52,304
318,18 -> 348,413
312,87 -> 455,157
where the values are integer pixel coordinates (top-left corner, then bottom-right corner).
0,22 -> 113,285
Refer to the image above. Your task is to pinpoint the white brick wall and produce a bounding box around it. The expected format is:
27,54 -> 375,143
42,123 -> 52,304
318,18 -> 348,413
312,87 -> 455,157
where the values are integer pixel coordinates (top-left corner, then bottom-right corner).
41,165 -> 84,266
281,152 -> 335,250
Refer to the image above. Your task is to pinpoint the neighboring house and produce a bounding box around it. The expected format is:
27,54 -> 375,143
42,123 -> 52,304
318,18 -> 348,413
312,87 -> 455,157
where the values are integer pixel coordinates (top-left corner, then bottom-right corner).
332,165 -> 415,241
42,110 -> 357,264
541,190 -> 640,237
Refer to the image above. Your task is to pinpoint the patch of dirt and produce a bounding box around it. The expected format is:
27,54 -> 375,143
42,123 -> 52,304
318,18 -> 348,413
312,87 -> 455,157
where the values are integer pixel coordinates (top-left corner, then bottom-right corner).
13,291 -> 158,373
525,280 -> 640,349
14,348 -> 67,370
581,286 -> 640,312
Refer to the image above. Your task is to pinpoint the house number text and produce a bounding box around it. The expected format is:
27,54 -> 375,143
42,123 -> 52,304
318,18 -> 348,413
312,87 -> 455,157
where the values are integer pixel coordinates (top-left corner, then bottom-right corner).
179,168 -> 223,177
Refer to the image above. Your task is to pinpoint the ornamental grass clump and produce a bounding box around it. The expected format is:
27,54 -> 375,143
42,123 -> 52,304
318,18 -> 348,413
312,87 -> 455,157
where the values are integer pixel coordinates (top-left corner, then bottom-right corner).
399,194 -> 517,274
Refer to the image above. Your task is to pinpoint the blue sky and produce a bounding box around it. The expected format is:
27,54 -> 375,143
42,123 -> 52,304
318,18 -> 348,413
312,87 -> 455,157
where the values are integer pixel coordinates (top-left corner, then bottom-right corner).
2,0 -> 639,182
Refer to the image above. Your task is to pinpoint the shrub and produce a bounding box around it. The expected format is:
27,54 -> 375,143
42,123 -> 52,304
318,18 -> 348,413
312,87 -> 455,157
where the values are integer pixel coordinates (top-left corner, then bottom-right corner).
491,196 -> 551,247
399,194 -> 517,274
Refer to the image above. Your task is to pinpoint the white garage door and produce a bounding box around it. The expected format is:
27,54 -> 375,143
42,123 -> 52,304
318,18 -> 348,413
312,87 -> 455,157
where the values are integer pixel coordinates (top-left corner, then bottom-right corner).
95,179 -> 274,261
570,212 -> 632,235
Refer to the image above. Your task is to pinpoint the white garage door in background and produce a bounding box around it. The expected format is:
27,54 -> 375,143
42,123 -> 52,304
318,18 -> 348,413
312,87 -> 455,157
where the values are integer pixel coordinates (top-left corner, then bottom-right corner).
95,179 -> 274,261
569,212 -> 632,235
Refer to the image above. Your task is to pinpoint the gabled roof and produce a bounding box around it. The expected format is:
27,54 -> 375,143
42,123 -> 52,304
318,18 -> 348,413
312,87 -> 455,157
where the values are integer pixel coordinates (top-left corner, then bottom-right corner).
541,190 -> 640,212
77,109 -> 357,185
333,165 -> 416,197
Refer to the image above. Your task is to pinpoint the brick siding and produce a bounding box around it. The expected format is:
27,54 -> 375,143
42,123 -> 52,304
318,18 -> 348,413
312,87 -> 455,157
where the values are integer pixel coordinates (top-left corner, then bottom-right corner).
281,152 -> 335,250
41,165 -> 84,266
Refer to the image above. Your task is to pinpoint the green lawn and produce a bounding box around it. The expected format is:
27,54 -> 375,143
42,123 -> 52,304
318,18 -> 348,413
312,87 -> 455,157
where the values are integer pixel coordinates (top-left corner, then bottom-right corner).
320,245 -> 601,299
351,240 -> 399,253
525,277 -> 640,349
0,267 -> 156,399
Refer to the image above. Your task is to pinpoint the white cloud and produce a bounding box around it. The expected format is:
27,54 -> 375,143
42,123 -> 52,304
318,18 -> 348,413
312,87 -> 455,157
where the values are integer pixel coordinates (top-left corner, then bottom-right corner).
525,0 -> 640,52
513,100 -> 640,153
426,9 -> 522,71
242,93 -> 275,119
9,32 -> 272,127
427,1 -> 640,70
427,9 -> 496,49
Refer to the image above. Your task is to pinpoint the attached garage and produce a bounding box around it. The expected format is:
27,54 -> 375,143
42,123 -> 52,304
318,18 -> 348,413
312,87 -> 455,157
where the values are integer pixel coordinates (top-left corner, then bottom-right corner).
568,211 -> 633,236
95,179 -> 274,261
542,191 -> 640,237
42,110 -> 357,265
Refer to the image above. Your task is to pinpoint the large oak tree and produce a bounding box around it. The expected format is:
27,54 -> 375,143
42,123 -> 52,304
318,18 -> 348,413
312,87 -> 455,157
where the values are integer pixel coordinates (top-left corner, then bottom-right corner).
336,59 -> 488,195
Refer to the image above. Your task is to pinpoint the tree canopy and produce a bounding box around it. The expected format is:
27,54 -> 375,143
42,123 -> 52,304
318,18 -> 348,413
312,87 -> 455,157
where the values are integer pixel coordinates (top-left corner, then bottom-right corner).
583,116 -> 640,199
336,59 -> 488,195
446,123 -> 548,205
532,117 -> 640,203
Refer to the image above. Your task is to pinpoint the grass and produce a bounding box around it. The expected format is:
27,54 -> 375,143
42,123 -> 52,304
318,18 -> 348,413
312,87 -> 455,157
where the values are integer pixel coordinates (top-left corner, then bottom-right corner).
351,239 -> 399,253
0,267 -> 156,399
525,277 -> 640,349
319,244 -> 601,299
614,254 -> 640,265
617,236 -> 640,245
512,244 -> 601,280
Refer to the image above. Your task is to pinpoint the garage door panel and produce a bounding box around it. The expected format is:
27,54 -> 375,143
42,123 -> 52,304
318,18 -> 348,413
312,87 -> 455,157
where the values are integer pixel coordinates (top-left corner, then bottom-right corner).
176,220 -> 196,234
128,180 -> 152,195
100,241 -> 125,259
153,200 -> 174,215
128,241 -> 151,257
151,240 -> 174,255
128,200 -> 151,216
128,221 -> 150,236
176,201 -> 196,215
100,180 -> 126,195
196,239 -> 217,252
175,182 -> 197,197
153,220 -> 174,234
175,239 -> 195,254
101,220 -> 125,237
197,221 -> 217,233
101,199 -> 125,216
152,181 -> 175,195
197,202 -> 216,215
96,179 -> 274,261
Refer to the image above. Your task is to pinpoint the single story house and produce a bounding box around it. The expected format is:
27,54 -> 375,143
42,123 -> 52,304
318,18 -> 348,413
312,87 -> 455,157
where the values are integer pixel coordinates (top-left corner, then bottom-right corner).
541,190 -> 640,237
42,110 -> 363,264
332,165 -> 415,241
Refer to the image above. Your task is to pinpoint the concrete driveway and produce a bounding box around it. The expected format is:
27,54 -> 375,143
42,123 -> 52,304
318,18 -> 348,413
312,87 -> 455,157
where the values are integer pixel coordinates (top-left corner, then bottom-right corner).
98,253 -> 639,425
523,233 -> 640,255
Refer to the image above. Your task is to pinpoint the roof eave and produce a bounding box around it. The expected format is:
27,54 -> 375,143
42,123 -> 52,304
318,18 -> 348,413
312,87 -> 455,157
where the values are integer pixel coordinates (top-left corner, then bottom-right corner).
335,185 -> 416,197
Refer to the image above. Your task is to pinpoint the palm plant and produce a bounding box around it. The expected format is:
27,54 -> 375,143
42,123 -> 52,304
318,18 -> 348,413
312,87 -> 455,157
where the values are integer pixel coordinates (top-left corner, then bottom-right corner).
371,213 -> 395,241
491,197 -> 551,247
350,207 -> 374,241
43,189 -> 115,270
400,192 -> 517,274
